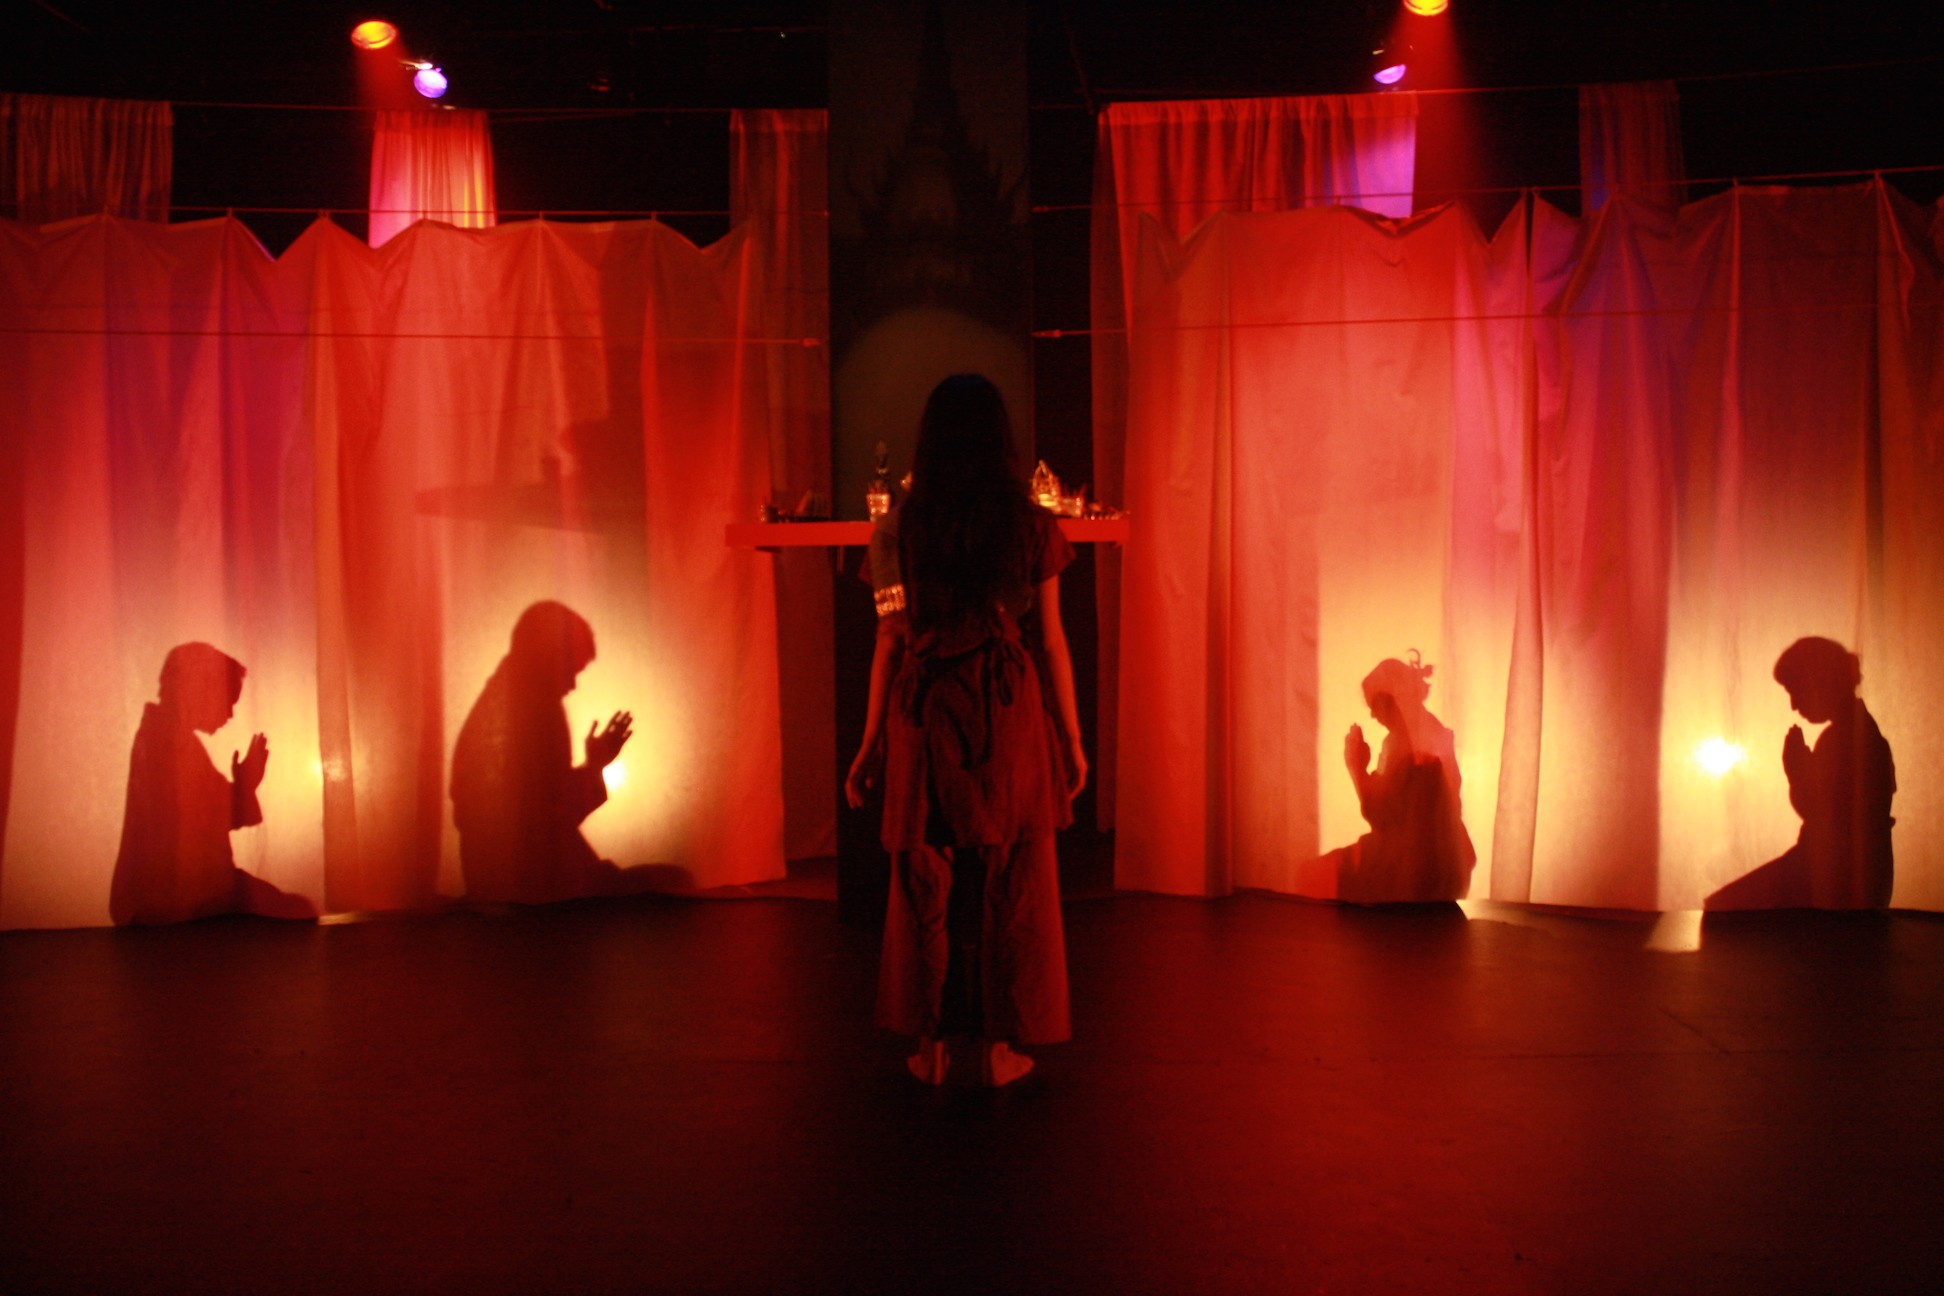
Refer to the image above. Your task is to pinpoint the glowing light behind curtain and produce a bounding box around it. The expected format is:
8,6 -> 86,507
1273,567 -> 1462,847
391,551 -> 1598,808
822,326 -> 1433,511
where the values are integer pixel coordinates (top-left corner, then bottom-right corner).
1579,81 -> 1685,214
0,93 -> 173,223
731,108 -> 836,860
1091,95 -> 1420,831
0,214 -> 785,929
368,108 -> 497,248
1112,182 -> 1944,910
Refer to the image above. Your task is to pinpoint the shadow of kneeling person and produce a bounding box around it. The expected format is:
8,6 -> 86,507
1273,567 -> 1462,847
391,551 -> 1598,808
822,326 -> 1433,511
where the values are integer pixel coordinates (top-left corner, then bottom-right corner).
451,601 -> 668,905
110,643 -> 317,925
1298,653 -> 1476,907
1708,637 -> 1896,914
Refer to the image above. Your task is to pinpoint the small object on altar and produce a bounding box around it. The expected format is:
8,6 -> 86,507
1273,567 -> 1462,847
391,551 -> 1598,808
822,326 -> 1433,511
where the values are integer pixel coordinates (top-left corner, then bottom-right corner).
795,489 -> 830,520
1057,484 -> 1088,518
1084,500 -> 1125,520
1031,460 -> 1061,511
759,503 -> 780,523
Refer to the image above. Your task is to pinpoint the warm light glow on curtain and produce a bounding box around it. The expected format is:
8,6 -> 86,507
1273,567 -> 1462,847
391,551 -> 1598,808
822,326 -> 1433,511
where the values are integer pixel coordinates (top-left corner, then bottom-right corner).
1113,183 -> 1944,912
0,214 -> 785,928
0,93 -> 173,223
368,108 -> 497,248
1580,81 -> 1686,214
1092,95 -> 1421,831
731,108 -> 835,861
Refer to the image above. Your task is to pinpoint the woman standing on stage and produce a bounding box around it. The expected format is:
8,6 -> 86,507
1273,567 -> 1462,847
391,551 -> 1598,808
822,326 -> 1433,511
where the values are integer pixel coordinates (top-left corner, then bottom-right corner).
846,374 -> 1087,1087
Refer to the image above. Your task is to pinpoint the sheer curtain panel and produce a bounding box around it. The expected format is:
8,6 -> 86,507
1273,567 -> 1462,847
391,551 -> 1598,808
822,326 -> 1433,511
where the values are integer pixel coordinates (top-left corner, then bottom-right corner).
0,215 -> 786,928
1579,81 -> 1686,214
0,93 -> 172,223
1109,183 -> 1944,911
1091,94 -> 1420,829
368,108 -> 498,248
731,108 -> 836,860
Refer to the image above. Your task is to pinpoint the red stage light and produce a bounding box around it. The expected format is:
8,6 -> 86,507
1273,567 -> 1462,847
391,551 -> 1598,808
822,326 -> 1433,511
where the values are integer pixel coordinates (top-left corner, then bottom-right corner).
1405,0 -> 1449,15
351,20 -> 399,52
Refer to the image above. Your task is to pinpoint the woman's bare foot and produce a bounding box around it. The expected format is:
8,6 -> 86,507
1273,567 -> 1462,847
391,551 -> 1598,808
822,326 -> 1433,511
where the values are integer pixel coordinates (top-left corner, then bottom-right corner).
906,1036 -> 948,1085
982,1040 -> 1034,1087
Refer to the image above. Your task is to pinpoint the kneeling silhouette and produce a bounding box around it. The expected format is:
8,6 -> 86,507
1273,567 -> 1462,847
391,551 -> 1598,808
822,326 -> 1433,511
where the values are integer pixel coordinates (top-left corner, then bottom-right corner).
451,602 -> 643,904
1305,653 -> 1475,904
110,643 -> 316,925
1707,637 -> 1895,911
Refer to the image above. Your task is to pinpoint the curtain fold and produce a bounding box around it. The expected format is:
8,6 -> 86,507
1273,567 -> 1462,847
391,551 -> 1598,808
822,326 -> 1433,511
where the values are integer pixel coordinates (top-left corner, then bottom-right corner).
1295,94 -> 1419,219
0,93 -> 173,223
1092,95 -> 1419,831
731,108 -> 835,861
1112,182 -> 1944,911
368,109 -> 497,248
1579,81 -> 1685,215
0,214 -> 784,929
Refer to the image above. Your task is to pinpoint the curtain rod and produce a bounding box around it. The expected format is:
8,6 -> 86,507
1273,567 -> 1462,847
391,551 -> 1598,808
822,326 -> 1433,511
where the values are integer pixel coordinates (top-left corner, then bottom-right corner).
165,205 -> 828,219
1079,53 -> 1943,107
1030,164 -> 1944,214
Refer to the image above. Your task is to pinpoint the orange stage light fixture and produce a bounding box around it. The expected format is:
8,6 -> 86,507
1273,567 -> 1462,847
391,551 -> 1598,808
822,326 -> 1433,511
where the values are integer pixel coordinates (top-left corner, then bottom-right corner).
351,20 -> 399,51
1405,0 -> 1450,15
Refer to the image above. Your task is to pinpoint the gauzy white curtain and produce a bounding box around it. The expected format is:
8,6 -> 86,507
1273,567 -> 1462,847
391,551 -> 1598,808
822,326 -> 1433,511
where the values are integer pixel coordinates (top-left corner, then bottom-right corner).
0,93 -> 173,223
1580,81 -> 1686,214
1109,181 -> 1944,913
0,214 -> 786,929
368,108 -> 498,248
1091,94 -> 1420,828
731,108 -> 836,861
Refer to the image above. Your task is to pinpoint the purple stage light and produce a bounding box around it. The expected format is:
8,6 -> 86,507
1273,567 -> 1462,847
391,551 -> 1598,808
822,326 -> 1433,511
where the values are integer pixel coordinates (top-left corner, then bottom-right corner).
1373,62 -> 1407,85
413,65 -> 449,99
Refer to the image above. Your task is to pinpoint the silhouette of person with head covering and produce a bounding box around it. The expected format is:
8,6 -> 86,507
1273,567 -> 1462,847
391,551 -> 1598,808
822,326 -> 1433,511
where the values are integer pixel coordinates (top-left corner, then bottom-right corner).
110,643 -> 316,925
1707,637 -> 1896,910
451,602 -> 635,904
1323,652 -> 1476,904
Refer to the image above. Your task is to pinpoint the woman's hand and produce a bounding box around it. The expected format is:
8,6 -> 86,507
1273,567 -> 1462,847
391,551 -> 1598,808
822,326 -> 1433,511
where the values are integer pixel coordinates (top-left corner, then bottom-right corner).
1064,735 -> 1089,800
232,733 -> 270,792
1782,724 -> 1809,781
1344,723 -> 1371,775
845,740 -> 883,809
585,711 -> 634,769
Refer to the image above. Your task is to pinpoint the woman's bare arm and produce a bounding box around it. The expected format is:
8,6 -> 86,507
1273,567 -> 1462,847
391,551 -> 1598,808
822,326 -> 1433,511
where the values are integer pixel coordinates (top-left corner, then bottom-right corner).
845,625 -> 902,808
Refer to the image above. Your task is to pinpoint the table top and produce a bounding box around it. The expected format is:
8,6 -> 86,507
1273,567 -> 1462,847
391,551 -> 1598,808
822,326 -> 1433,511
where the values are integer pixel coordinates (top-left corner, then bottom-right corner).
726,517 -> 1128,547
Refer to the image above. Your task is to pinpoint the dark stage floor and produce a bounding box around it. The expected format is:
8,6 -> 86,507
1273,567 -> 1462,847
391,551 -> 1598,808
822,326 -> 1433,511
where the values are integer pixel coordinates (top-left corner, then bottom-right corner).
3,890 -> 1941,1294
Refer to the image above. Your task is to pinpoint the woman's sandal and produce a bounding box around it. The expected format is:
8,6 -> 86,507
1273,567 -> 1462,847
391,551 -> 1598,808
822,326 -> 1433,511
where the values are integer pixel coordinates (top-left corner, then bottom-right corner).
981,1040 -> 1035,1087
906,1037 -> 949,1086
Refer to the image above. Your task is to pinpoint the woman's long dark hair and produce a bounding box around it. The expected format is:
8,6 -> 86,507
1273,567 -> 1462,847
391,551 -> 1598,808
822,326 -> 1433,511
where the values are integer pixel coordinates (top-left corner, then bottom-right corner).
900,374 -> 1038,633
